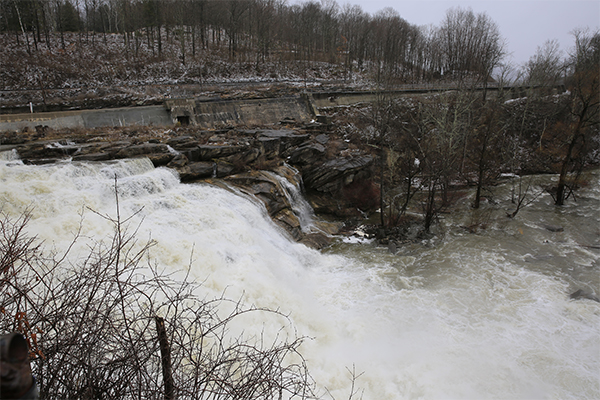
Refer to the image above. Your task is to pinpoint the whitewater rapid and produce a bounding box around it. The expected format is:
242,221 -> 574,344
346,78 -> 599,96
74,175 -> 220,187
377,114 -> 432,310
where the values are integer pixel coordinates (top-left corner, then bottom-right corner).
1,154 -> 598,399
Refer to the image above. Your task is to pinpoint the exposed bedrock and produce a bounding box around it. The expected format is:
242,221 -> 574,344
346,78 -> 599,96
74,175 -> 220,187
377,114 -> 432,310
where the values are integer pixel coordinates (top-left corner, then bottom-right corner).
2,127 -> 375,247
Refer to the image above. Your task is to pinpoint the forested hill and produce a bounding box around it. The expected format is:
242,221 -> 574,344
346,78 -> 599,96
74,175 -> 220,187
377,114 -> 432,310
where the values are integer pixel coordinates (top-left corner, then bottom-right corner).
1,1 -> 505,90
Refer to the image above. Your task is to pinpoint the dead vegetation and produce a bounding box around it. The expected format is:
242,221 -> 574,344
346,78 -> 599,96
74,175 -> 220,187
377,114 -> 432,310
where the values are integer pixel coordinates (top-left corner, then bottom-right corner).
0,189 -> 318,399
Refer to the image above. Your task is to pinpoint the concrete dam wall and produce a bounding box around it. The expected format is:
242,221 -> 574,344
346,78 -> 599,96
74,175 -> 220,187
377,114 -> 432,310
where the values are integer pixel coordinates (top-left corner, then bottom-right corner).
0,85 -> 565,133
0,105 -> 171,132
0,95 -> 315,132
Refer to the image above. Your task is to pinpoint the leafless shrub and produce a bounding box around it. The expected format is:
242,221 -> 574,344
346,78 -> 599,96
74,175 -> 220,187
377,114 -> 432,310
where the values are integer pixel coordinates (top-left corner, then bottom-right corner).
0,185 -> 316,399
507,176 -> 543,218
325,364 -> 364,400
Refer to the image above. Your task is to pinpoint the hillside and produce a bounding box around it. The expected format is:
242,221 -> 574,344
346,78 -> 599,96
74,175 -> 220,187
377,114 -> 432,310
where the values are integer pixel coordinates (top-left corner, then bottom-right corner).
0,32 -> 372,113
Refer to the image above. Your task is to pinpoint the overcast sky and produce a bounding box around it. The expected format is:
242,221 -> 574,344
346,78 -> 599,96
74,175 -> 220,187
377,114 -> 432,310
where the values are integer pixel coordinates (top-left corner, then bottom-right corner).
336,0 -> 599,66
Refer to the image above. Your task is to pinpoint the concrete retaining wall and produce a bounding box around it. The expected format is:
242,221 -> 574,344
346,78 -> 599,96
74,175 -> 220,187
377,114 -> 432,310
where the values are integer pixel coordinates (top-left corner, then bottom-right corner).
1,85 -> 565,133
310,85 -> 566,109
0,105 -> 171,132
311,90 -> 450,108
193,96 -> 313,128
1,96 -> 314,132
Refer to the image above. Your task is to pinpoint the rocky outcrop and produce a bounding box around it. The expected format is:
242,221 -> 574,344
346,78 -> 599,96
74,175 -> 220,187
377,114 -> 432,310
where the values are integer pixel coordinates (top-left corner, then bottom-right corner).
260,129 -> 311,154
225,169 -> 303,239
179,161 -> 215,181
302,155 -> 374,193
186,144 -> 251,161
1,126 -> 376,247
288,143 -> 326,165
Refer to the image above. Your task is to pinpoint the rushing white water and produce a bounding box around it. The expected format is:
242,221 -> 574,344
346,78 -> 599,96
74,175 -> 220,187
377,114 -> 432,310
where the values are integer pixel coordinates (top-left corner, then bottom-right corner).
266,168 -> 316,232
1,153 -> 598,399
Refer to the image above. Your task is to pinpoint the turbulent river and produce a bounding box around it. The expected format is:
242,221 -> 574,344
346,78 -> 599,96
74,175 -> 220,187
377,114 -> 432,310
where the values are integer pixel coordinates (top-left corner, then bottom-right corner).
1,151 -> 599,399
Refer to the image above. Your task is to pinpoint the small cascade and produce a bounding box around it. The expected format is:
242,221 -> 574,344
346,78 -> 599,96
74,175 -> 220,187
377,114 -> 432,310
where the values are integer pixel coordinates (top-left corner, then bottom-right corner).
0,149 -> 20,162
266,165 -> 316,233
166,145 -> 180,155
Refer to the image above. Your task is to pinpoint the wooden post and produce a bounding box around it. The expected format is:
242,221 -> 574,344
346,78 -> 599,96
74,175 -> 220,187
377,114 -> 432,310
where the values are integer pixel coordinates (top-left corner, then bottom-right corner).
155,316 -> 175,400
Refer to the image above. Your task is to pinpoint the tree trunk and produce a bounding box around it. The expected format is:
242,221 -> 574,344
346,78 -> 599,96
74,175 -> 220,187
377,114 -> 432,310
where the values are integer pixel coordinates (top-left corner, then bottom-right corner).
14,2 -> 31,55
424,181 -> 436,233
157,25 -> 162,56
555,122 -> 582,205
473,126 -> 490,209
155,316 -> 175,400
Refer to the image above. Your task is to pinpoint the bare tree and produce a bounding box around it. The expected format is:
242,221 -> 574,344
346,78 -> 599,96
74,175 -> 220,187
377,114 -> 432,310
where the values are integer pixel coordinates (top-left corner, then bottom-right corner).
525,39 -> 565,87
554,29 -> 600,205
437,7 -> 506,89
506,176 -> 543,218
407,92 -> 475,233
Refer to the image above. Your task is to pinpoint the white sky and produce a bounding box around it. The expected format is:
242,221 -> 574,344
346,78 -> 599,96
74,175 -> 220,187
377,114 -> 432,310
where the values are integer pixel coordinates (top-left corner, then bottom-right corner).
336,0 -> 600,66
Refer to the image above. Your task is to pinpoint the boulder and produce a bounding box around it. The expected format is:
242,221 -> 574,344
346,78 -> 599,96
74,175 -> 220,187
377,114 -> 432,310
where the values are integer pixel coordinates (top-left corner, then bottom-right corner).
303,155 -> 374,193
115,143 -> 170,159
178,162 -> 215,182
258,130 -> 310,153
185,144 -> 250,162
167,154 -> 189,169
288,143 -> 326,166
570,289 -> 600,303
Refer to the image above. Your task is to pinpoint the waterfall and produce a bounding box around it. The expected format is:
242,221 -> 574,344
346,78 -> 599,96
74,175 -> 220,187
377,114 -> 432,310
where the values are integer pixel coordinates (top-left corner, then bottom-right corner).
1,152 -> 598,399
266,166 -> 316,232
0,148 -> 19,162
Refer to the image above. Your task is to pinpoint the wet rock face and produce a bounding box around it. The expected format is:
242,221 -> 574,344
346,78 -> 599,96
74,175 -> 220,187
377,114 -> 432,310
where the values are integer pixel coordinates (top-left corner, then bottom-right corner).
300,232 -> 332,249
225,170 -> 302,240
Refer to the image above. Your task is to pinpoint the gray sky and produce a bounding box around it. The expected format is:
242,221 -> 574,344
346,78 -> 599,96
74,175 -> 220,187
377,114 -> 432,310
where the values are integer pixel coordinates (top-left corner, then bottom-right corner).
339,0 -> 600,66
